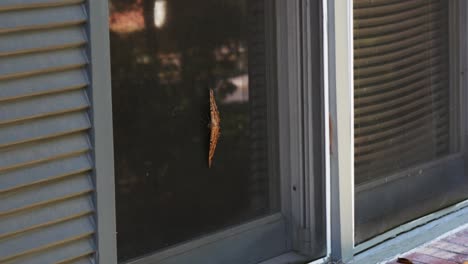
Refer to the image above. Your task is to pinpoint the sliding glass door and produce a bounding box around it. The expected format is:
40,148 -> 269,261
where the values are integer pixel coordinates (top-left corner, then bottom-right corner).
107,0 -> 326,263
353,0 -> 468,243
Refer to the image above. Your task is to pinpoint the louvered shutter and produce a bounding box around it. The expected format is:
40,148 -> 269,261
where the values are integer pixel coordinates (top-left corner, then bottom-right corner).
0,1 -> 96,263
354,0 -> 450,184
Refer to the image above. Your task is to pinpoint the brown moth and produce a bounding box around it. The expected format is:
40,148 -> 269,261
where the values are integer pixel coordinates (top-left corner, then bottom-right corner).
209,89 -> 220,168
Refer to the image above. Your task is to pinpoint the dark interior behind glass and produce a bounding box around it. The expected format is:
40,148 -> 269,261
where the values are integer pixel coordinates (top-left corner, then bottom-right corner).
108,0 -> 276,261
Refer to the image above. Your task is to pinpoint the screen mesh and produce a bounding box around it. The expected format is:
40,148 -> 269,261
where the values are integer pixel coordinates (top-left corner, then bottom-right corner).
354,0 -> 451,185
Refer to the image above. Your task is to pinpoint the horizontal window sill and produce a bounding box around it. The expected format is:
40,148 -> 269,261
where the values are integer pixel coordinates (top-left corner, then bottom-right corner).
350,201 -> 468,264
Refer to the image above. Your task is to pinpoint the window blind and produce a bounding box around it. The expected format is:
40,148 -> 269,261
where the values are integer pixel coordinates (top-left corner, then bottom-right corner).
354,0 -> 451,185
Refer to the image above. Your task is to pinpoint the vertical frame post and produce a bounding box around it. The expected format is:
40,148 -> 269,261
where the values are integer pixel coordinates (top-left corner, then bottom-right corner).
328,0 -> 354,262
275,0 -> 305,252
275,0 -> 294,251
301,0 -> 328,258
276,0 -> 328,258
86,1 -> 118,263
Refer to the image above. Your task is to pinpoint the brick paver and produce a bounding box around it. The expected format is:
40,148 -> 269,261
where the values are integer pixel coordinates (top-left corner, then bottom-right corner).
386,226 -> 468,264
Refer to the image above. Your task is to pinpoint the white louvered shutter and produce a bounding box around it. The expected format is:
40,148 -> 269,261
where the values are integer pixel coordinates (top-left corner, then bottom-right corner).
0,1 -> 96,263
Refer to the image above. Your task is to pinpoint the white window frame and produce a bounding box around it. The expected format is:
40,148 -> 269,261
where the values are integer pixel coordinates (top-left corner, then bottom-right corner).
88,0 -> 468,263
327,0 -> 354,262
87,0 -> 329,263
87,1 -> 118,263
327,0 -> 468,262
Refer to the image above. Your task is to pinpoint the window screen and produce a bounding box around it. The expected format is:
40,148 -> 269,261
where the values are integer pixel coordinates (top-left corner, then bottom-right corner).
108,0 -> 278,262
354,0 -> 451,185
352,0 -> 468,243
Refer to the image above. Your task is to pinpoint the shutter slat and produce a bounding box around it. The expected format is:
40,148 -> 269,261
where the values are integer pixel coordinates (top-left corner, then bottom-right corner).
354,1 -> 450,183
0,154 -> 91,193
0,0 -> 84,12
0,111 -> 90,149
0,196 -> 93,238
0,27 -> 86,57
3,238 -> 94,264
0,1 -> 95,262
0,5 -> 85,30
0,90 -> 89,125
0,173 -> 92,214
0,49 -> 87,81
0,217 -> 94,262
55,252 -> 95,264
0,70 -> 87,102
0,20 -> 86,35
0,133 -> 90,172
0,211 -> 93,241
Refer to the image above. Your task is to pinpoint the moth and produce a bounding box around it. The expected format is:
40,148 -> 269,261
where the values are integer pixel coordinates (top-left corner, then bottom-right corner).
208,89 -> 220,168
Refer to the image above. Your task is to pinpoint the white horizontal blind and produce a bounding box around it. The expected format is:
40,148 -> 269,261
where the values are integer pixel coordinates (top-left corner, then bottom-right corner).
354,0 -> 450,184
0,1 -> 96,263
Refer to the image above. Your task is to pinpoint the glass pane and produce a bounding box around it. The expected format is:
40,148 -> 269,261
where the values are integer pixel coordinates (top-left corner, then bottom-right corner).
353,0 -> 468,244
108,0 -> 277,261
354,0 -> 452,185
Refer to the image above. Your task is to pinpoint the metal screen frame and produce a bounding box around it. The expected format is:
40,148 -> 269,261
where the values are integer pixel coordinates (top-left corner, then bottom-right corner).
87,0 -> 328,263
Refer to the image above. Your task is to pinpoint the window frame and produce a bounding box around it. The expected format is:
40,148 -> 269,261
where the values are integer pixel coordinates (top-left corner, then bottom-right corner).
87,1 -> 118,263
327,0 -> 354,261
87,0 -> 468,263
327,0 -> 468,262
87,0 -> 328,263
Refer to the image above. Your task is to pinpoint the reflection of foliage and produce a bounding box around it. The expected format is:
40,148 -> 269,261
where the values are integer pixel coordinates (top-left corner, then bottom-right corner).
110,0 -> 250,187
216,80 -> 237,100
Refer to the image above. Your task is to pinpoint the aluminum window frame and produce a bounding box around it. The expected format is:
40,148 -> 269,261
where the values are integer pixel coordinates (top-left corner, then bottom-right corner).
87,0 -> 118,263
87,0 -> 468,263
327,0 -> 468,262
284,0 -> 328,259
87,0 -> 328,263
327,0 -> 354,262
